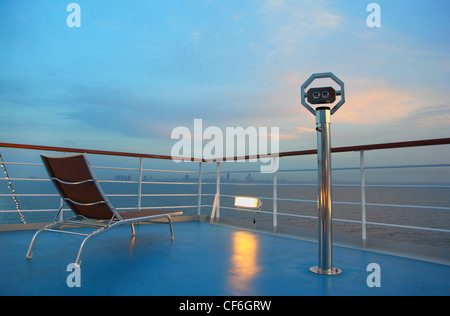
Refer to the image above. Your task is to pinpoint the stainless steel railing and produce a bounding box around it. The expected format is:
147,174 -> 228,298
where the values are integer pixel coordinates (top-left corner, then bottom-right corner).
0,139 -> 449,247
205,160 -> 450,236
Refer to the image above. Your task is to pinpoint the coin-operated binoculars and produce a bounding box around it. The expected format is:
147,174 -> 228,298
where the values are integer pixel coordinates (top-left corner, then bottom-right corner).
300,72 -> 345,275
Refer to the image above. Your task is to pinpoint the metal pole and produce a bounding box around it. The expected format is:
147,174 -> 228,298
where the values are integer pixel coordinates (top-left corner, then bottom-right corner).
309,107 -> 342,275
59,152 -> 66,222
301,72 -> 344,276
209,162 -> 221,224
273,158 -> 278,230
197,162 -> 203,217
216,162 -> 220,219
360,151 -> 367,242
137,157 -> 143,210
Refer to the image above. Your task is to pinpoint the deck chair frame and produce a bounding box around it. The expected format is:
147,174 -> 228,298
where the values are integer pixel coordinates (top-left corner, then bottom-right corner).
26,154 -> 182,267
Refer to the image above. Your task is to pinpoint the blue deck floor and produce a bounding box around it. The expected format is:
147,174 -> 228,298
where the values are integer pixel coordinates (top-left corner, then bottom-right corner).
0,221 -> 449,296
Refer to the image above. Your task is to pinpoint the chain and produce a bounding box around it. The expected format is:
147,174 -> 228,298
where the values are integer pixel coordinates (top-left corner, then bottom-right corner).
0,152 -> 26,224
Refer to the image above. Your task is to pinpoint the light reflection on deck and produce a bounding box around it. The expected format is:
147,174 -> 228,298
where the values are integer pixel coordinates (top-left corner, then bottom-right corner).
230,231 -> 261,293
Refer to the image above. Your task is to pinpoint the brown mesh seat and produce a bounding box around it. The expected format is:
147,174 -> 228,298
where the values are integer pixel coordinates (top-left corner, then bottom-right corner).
26,154 -> 182,266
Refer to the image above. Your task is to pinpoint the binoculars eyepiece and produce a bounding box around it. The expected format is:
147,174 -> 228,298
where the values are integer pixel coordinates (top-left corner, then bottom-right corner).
306,87 -> 336,105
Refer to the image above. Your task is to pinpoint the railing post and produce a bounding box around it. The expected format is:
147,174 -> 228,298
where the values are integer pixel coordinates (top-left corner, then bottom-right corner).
216,161 -> 221,219
209,161 -> 221,224
273,158 -> 278,230
197,162 -> 203,217
59,152 -> 66,222
360,150 -> 367,242
137,157 -> 143,210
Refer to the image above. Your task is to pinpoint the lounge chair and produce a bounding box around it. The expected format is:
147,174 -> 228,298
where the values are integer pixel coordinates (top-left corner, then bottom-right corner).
26,154 -> 182,266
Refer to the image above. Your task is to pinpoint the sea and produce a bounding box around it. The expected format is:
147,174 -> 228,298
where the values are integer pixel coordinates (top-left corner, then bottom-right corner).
1,179 -> 449,248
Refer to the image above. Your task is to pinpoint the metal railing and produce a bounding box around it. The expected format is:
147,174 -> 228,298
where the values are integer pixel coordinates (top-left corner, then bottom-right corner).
0,138 -> 449,247
0,145 -> 202,224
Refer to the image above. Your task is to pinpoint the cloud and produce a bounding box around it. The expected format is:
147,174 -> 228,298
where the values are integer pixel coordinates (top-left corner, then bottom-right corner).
258,0 -> 344,61
332,78 -> 418,125
191,30 -> 202,44
312,11 -> 343,29
296,126 -> 316,134
406,104 -> 450,127
261,0 -> 344,31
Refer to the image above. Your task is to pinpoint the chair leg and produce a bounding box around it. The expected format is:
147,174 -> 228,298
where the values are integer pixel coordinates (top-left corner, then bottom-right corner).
166,215 -> 175,241
26,222 -> 60,259
26,228 -> 44,259
75,235 -> 92,267
131,223 -> 135,237
73,222 -> 119,266
75,228 -> 105,267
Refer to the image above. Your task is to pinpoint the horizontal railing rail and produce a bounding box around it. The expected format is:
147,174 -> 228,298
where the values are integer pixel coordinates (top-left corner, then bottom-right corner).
2,137 -> 449,160
0,156 -> 203,223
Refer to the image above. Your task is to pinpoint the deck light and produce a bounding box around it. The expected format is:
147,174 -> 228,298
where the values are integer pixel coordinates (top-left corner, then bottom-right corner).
234,196 -> 262,209
234,197 -> 262,224
300,72 -> 344,276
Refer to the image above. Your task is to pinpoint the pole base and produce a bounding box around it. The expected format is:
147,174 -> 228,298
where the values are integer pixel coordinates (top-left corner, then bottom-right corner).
309,266 -> 342,276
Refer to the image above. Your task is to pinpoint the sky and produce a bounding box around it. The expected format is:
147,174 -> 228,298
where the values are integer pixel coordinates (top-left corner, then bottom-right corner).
1,0 -> 450,169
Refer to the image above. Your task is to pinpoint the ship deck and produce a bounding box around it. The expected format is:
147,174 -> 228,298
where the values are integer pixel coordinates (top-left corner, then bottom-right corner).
1,220 -> 448,296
